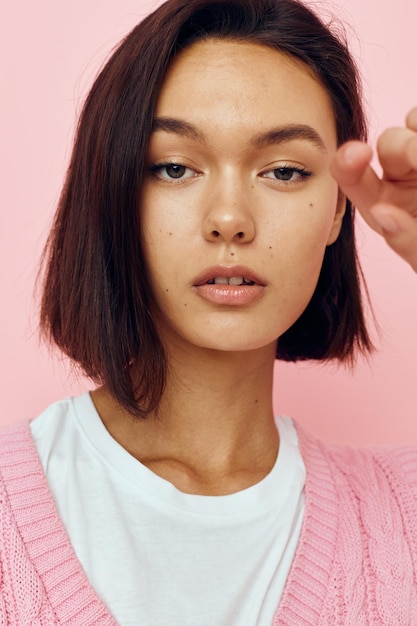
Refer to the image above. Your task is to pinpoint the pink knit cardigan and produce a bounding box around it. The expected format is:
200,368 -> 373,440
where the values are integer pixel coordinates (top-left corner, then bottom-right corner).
1,420 -> 417,625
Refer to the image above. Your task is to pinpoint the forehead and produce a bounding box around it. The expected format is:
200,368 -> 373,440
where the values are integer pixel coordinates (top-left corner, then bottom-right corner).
154,39 -> 337,147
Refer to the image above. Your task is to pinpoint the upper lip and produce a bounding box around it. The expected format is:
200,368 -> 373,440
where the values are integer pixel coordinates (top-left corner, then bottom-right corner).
192,265 -> 266,287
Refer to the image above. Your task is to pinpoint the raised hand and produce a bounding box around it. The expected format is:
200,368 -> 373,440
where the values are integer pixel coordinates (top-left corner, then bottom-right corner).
331,107 -> 417,272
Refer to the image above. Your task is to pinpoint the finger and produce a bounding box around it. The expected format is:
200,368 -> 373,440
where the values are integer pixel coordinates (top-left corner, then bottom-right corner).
406,107 -> 417,131
377,127 -> 417,180
370,203 -> 417,272
330,142 -> 382,229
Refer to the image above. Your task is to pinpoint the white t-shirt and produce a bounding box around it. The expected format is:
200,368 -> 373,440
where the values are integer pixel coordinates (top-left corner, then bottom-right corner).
30,392 -> 305,626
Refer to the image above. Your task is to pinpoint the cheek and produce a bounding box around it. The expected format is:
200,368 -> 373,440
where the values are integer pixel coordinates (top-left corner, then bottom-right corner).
302,183 -> 342,252
140,201 -> 192,311
264,193 -> 339,314
267,194 -> 338,262
141,185 -> 179,250
140,183 -> 198,245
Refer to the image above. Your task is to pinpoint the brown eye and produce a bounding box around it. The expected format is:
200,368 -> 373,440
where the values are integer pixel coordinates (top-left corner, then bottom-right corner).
148,162 -> 197,182
165,164 -> 187,179
273,167 -> 294,181
261,165 -> 311,184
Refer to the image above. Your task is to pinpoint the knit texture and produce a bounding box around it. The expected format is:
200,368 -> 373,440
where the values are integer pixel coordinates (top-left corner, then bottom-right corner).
275,432 -> 417,625
1,420 -> 417,625
0,421 -> 117,625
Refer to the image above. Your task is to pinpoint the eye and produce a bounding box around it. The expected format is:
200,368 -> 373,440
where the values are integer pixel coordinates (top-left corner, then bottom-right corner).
147,162 -> 198,182
261,165 -> 311,183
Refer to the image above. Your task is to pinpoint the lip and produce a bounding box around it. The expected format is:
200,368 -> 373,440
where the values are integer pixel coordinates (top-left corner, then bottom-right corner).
192,265 -> 267,287
192,265 -> 266,306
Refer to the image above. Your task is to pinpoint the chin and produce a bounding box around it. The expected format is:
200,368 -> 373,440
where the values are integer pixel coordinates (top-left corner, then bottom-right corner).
191,333 -> 279,354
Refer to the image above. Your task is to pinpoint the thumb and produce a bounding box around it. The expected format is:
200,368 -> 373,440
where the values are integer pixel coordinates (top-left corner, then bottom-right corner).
370,204 -> 417,272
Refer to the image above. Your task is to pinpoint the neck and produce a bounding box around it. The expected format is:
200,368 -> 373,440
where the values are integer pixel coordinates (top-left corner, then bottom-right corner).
92,345 -> 279,495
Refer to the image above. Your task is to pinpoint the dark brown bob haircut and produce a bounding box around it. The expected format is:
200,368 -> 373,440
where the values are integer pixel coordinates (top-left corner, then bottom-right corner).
40,0 -> 373,417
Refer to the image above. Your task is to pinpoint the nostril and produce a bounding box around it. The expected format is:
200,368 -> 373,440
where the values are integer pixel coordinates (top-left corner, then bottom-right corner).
237,232 -> 244,239
212,230 -> 220,237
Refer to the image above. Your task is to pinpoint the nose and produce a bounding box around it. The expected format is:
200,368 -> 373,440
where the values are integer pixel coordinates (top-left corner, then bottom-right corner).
202,177 -> 256,244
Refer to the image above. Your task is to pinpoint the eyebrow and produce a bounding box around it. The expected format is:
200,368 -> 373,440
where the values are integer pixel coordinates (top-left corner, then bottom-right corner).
151,117 -> 327,152
152,117 -> 205,142
250,124 -> 327,152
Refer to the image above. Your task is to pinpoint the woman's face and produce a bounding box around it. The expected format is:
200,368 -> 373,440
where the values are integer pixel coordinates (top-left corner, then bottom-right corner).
141,39 -> 344,356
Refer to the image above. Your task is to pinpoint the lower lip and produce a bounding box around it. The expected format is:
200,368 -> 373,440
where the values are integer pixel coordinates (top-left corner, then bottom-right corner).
194,283 -> 265,305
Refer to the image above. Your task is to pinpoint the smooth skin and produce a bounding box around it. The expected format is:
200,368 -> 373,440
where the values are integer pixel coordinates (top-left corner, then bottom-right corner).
141,41 -> 344,357
92,40 -> 417,496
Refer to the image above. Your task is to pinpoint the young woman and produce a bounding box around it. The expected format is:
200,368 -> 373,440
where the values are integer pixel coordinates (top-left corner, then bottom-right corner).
1,0 -> 416,624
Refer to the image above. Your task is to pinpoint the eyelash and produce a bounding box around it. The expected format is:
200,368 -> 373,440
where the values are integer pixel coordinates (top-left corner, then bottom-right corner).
147,161 -> 312,185
261,165 -> 312,183
147,162 -> 198,183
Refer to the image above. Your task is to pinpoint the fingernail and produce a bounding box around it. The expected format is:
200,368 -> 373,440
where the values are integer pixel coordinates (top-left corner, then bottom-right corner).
373,212 -> 400,234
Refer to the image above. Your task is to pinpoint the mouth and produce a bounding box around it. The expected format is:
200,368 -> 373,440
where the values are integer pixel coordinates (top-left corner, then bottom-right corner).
207,276 -> 256,286
193,266 -> 265,288
193,267 -> 265,306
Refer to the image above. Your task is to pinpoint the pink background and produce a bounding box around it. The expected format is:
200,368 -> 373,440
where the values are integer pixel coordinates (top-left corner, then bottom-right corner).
1,0 -> 416,443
